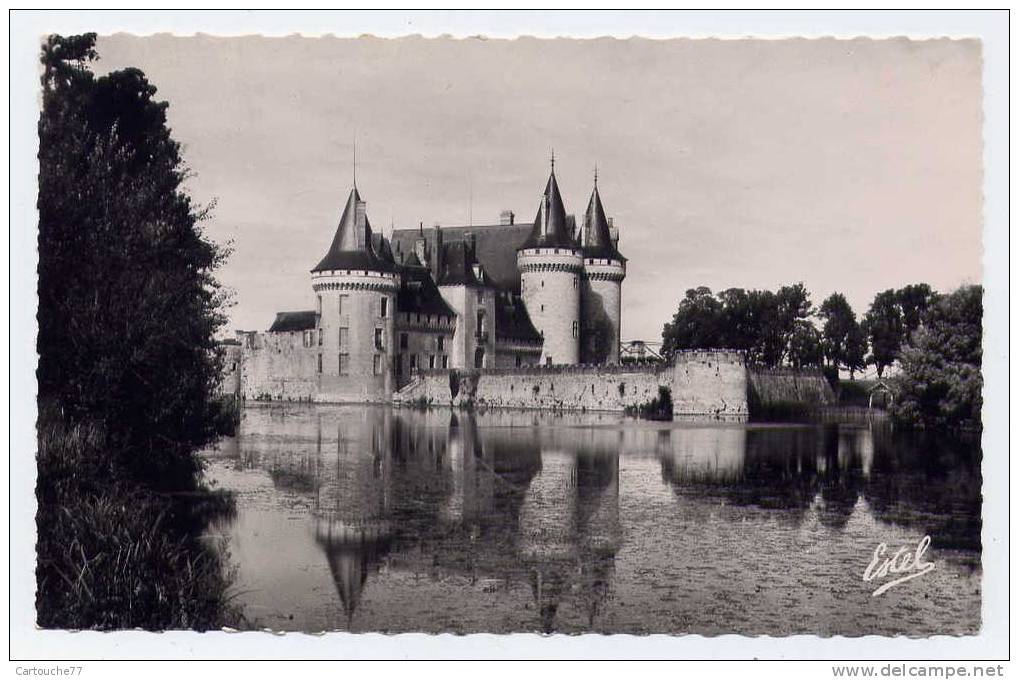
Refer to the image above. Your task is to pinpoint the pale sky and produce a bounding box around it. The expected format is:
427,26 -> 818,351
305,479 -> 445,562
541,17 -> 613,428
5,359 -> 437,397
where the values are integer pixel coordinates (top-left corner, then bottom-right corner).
96,35 -> 983,342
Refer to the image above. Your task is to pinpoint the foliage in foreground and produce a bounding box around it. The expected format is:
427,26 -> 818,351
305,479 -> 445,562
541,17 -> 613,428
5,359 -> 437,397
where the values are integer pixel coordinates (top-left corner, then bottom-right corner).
890,285 -> 983,432
36,34 -> 236,629
36,407 -> 239,630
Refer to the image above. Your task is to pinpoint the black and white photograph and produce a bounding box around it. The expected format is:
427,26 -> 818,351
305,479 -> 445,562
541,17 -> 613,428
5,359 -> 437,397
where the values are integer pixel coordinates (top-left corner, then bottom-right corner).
9,9 -> 1010,667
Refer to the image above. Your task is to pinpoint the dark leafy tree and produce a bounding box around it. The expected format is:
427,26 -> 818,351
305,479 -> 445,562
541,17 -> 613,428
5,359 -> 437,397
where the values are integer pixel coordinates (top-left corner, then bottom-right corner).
862,289 -> 903,377
38,33 -> 229,488
787,319 -> 824,368
818,292 -> 866,377
662,283 -> 814,367
845,321 -> 868,379
661,287 -> 724,358
896,283 -> 937,337
891,285 -> 982,431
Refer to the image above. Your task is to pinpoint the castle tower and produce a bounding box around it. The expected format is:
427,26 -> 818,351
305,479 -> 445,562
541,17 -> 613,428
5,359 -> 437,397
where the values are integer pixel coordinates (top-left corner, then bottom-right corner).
517,160 -> 583,366
311,187 -> 400,401
580,174 -> 626,365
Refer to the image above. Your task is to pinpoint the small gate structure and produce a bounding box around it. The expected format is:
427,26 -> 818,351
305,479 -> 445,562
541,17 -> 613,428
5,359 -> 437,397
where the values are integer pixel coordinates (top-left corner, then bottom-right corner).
868,380 -> 896,409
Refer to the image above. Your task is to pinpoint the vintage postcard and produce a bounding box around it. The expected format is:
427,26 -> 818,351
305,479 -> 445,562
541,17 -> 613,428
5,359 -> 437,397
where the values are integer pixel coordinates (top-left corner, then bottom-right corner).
9,9 -> 1009,666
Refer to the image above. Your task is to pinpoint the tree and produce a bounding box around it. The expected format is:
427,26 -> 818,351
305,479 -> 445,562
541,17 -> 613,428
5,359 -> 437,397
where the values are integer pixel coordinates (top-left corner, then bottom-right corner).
818,292 -> 866,378
896,283 -> 936,337
38,33 -> 229,487
787,319 -> 824,368
661,287 -> 724,358
845,321 -> 868,379
662,283 -> 814,367
862,289 -> 903,377
891,285 -> 982,431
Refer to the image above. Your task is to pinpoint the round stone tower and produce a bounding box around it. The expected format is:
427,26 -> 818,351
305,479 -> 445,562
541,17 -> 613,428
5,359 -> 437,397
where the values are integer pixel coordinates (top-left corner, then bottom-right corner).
580,176 -> 626,365
311,187 -> 399,401
517,164 -> 583,366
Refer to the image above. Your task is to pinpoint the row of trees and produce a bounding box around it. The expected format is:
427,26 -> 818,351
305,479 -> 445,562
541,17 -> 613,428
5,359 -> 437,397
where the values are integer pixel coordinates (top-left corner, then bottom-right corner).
660,282 -> 983,431
662,283 -> 938,378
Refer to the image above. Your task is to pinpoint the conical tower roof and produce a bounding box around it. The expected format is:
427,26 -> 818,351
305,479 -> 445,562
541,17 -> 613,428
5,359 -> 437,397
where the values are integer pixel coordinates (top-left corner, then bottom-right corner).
520,168 -> 576,250
312,188 -> 396,273
582,182 -> 624,261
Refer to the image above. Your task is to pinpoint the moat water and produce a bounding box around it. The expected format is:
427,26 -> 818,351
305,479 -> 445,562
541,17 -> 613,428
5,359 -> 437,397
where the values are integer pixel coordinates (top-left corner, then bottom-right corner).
200,403 -> 982,635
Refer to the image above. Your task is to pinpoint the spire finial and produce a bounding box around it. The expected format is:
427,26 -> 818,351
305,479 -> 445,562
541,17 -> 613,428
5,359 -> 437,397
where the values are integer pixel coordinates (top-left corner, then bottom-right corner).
352,135 -> 357,189
594,163 -> 598,188
550,147 -> 555,173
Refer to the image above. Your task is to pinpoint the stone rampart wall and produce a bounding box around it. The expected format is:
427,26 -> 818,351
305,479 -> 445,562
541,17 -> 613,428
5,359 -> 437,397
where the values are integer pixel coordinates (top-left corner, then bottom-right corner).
393,350 -> 748,416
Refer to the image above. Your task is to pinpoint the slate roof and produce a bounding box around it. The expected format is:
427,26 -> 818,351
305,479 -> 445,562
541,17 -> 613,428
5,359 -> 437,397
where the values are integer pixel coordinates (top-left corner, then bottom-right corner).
520,170 -> 578,251
268,310 -> 317,333
391,223 -> 532,292
495,294 -> 542,343
312,188 -> 397,273
436,240 -> 492,287
397,265 -> 457,319
582,185 -> 625,262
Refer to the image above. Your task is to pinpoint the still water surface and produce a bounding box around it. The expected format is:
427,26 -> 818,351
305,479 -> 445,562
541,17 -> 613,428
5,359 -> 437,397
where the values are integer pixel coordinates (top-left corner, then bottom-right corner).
202,404 -> 981,635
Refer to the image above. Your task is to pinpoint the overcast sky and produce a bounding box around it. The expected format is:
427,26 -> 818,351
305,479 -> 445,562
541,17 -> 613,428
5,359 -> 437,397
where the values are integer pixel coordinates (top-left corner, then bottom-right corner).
96,34 -> 982,342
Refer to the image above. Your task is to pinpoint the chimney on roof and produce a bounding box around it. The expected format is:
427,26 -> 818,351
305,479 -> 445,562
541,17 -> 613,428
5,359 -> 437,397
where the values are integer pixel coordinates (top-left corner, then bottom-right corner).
464,231 -> 477,258
500,210 -> 515,226
414,237 -> 428,266
431,223 -> 443,282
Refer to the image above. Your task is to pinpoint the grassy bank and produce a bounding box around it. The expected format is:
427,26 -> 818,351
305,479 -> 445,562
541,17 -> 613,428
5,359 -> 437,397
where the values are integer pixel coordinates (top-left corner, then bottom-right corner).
35,409 -> 239,630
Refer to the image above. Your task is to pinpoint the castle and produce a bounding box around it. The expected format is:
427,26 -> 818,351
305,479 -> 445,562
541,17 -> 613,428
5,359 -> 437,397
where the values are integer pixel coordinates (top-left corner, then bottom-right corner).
227,161 -> 629,403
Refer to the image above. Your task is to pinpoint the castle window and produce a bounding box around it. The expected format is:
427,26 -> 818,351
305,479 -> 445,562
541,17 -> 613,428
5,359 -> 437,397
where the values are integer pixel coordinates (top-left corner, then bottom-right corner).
429,355 -> 436,369
410,354 -> 418,370
515,354 -> 522,368
317,354 -> 323,374
338,294 -> 347,316
374,327 -> 385,351
437,335 -> 444,352
380,296 -> 388,318
318,329 -> 323,346
339,353 -> 349,375
316,295 -> 322,316
540,304 -> 544,313
573,276 -> 578,289
572,321 -> 579,339
441,355 -> 448,369
541,280 -> 544,288
546,356 -> 553,366
373,355 -> 382,376
476,290 -> 483,304
339,327 -> 349,350
400,333 -> 408,350
417,313 -> 421,324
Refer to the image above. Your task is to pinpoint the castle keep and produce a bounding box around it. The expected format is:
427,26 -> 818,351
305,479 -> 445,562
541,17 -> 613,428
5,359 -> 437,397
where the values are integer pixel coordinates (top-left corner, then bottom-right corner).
233,162 -> 637,404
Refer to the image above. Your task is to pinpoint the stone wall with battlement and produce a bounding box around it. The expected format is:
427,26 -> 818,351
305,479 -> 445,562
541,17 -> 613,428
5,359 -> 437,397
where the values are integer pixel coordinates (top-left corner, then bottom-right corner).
392,350 -> 749,416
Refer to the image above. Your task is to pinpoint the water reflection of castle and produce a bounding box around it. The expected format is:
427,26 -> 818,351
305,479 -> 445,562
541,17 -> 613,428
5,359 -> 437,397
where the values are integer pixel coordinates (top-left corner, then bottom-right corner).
302,408 -> 620,631
242,406 -> 980,632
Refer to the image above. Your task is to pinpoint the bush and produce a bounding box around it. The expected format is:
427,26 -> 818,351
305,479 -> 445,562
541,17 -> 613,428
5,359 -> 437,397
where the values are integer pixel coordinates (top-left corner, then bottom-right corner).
889,285 -> 982,431
36,407 -> 239,630
625,386 -> 674,421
